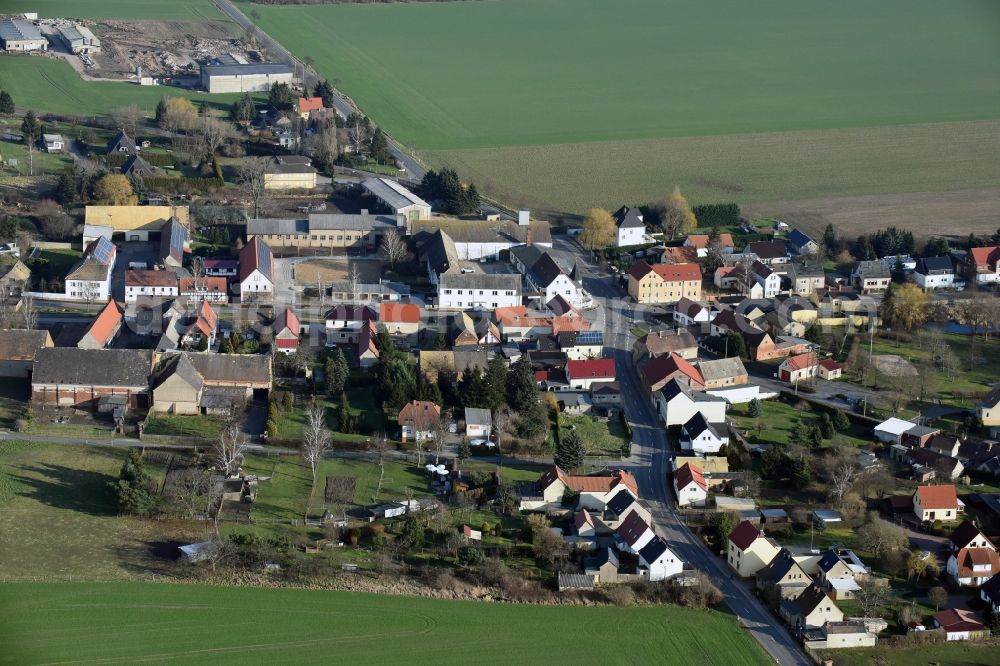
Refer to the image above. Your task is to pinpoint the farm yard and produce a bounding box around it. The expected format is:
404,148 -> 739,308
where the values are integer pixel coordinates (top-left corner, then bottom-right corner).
0,582 -> 771,665
244,0 -> 1000,226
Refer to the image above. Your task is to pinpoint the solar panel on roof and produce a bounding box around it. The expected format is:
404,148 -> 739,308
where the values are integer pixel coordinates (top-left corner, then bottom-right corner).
256,239 -> 272,279
88,236 -> 115,265
576,331 -> 603,345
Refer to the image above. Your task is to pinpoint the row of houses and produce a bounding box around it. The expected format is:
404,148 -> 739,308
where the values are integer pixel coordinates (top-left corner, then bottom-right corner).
875,416 -> 1000,479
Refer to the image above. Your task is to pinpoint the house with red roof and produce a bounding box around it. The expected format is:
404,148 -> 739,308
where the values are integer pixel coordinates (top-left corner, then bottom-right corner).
684,233 -> 735,256
181,301 -> 219,349
397,400 -> 440,441
77,299 -> 124,350
962,245 -> 1000,285
912,484 -> 961,523
296,96 -> 324,119
728,520 -> 781,577
357,320 -> 379,369
818,358 -> 842,380
627,260 -> 702,304
178,276 -> 229,304
947,546 -> 1000,587
272,307 -> 301,354
778,353 -> 819,383
673,462 -> 708,507
933,608 -> 990,641
521,464 -> 639,512
641,352 -> 704,393
380,302 -> 421,342
566,358 -> 615,390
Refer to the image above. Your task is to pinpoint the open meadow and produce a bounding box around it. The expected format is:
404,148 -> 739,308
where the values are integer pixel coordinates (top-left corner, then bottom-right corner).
245,0 -> 1000,223
0,0 -> 226,21
0,582 -> 771,665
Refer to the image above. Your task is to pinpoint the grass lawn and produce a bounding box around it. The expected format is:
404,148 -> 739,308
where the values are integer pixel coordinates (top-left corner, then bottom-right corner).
274,387 -> 384,444
0,581 -> 771,665
0,134 -> 74,177
730,398 -> 872,449
864,332 -> 1000,400
1,0 -> 228,21
144,414 -> 223,439
246,0 -> 1000,214
818,641 -> 1000,666
562,413 -> 628,456
0,441 -> 192,580
0,57 -> 257,119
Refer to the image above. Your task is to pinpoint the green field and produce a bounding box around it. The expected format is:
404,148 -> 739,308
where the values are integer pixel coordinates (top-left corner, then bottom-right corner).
245,0 -> 1000,215
0,582 -> 771,665
0,57 -> 253,118
1,0 -> 227,21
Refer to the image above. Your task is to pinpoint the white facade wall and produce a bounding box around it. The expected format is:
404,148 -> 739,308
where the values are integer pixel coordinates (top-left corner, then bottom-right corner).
674,480 -> 708,507
454,241 -> 510,261
125,284 -> 179,303
656,392 -> 727,426
915,272 -> 955,289
617,226 -> 646,248
240,270 -> 273,294
543,274 -> 586,308
65,277 -> 111,301
203,71 -> 294,94
438,286 -> 520,311
682,430 -> 729,454
644,551 -> 684,581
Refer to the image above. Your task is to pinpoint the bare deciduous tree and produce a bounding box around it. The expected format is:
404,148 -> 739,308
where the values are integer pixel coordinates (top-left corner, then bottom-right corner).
165,466 -> 216,519
379,229 -> 407,269
492,407 -> 510,480
857,515 -> 909,557
111,105 -> 143,137
212,422 -> 248,478
21,294 -> 37,330
301,404 -> 331,517
370,431 -> 388,503
347,264 -> 361,303
828,463 -> 858,508
854,578 -> 890,618
195,116 -> 237,158
235,157 -> 269,218
432,411 -> 449,465
306,124 -> 339,172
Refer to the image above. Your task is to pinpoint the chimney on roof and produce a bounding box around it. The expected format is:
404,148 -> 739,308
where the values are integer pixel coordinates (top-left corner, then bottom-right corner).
518,209 -> 530,226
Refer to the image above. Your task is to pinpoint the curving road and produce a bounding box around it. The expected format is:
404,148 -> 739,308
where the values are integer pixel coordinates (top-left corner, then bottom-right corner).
551,237 -> 808,666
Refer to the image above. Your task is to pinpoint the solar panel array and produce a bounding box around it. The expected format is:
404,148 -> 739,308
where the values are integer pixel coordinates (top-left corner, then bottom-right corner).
87,236 -> 115,265
576,331 -> 604,345
255,238 -> 272,279
165,219 -> 187,262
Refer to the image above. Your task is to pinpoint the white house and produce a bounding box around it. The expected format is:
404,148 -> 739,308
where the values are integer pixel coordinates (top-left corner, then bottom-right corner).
673,298 -> 712,327
946,547 -> 1000,587
238,237 -> 274,295
914,256 -> 955,290
655,378 -> 727,427
124,269 -> 178,303
565,359 -> 616,391
464,407 -> 492,439
520,465 -> 638,513
525,253 -> 588,308
638,536 -> 684,582
559,331 -> 603,360
612,206 -> 647,248
933,609 -> 989,641
680,411 -> 730,454
615,511 -> 655,554
751,261 -> 782,298
437,273 -> 521,311
64,237 -> 116,302
43,133 -> 64,152
673,462 -> 708,507
397,400 -> 440,441
324,305 -> 375,345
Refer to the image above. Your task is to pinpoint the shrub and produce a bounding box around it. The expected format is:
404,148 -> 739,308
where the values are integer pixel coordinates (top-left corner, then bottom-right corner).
602,585 -> 636,608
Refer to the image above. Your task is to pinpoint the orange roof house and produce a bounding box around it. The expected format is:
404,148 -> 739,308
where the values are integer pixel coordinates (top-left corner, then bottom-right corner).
398,400 -> 440,440
273,307 -> 301,351
77,299 -> 124,350
641,352 -> 704,392
297,96 -> 324,118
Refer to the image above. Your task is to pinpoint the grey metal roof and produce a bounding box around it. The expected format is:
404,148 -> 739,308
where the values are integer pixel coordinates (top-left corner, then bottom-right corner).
439,272 -> 521,292
308,213 -> 401,231
201,62 -> 293,77
248,218 -> 309,235
464,407 -> 491,425
264,162 -> 317,175
0,19 -> 43,42
613,206 -> 645,229
362,177 -> 429,211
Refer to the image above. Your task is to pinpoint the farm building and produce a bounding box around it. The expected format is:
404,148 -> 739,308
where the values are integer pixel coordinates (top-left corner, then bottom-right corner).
362,177 -> 431,222
83,206 -> 190,244
55,23 -> 101,54
31,348 -> 153,408
247,212 -> 404,251
263,156 -> 317,190
0,329 -> 53,378
199,55 -> 294,93
0,18 -> 46,52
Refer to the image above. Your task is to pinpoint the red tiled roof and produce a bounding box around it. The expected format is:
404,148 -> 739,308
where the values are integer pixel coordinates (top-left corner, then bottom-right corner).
566,358 -> 615,381
574,508 -> 594,529
953,548 -> 1000,579
642,352 -> 704,387
178,276 -> 228,296
273,307 -> 299,336
298,96 -> 324,113
969,246 -> 1000,270
398,400 -> 440,429
685,233 -> 734,249
380,302 -> 421,324
125,269 -> 177,288
651,262 -> 702,283
84,299 -> 123,347
819,359 -> 842,371
674,462 -> 707,492
915,484 -> 958,510
552,313 -> 590,334
934,608 -> 985,632
782,353 -> 816,371
539,465 -> 639,496
729,520 -> 762,551
661,247 -> 699,264
198,300 -> 218,331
